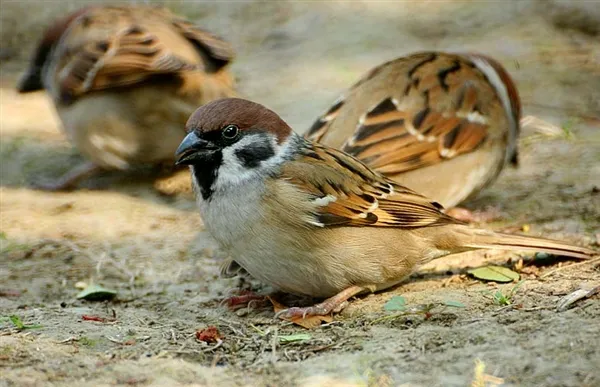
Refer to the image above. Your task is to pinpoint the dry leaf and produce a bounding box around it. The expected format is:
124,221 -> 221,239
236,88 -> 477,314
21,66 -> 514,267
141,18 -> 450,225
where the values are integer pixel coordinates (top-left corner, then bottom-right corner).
267,296 -> 333,329
196,326 -> 221,343
556,285 -> 600,312
468,266 -> 520,283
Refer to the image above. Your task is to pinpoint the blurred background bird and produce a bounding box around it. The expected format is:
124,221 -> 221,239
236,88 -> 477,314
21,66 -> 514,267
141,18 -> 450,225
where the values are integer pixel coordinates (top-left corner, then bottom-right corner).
16,5 -> 236,191
306,52 -> 521,222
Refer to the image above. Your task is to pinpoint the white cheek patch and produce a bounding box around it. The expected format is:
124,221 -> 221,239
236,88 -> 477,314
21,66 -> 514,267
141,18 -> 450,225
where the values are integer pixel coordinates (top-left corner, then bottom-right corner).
212,133 -> 298,193
215,135 -> 267,190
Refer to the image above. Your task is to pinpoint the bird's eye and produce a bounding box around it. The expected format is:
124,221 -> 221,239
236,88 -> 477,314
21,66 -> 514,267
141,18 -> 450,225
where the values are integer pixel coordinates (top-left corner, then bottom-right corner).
222,124 -> 239,141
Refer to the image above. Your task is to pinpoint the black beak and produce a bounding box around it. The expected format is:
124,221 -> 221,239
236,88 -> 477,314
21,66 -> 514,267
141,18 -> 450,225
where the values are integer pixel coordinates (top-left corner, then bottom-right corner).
175,132 -> 219,166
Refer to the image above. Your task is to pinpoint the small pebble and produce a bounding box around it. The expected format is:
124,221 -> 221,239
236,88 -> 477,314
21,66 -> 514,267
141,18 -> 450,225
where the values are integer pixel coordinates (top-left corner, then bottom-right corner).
74,281 -> 88,290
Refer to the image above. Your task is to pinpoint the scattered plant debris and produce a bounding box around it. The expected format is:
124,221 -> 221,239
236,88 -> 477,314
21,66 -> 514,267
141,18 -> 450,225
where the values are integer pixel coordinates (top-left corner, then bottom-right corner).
468,266 -> 520,283
81,313 -> 116,323
278,333 -> 311,343
383,295 -> 406,311
196,326 -> 221,343
471,359 -> 505,387
268,296 -> 332,329
556,285 -> 600,312
374,296 -> 467,324
484,281 -> 525,306
0,289 -> 22,297
3,315 -> 43,331
76,284 -> 117,301
444,300 -> 466,308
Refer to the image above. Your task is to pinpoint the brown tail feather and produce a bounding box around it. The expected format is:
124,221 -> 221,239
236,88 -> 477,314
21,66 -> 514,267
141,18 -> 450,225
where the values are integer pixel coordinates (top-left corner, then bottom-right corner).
461,230 -> 596,260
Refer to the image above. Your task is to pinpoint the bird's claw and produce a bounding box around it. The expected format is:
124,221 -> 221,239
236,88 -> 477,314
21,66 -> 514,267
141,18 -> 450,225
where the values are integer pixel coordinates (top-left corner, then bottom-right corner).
220,291 -> 266,310
274,305 -> 328,320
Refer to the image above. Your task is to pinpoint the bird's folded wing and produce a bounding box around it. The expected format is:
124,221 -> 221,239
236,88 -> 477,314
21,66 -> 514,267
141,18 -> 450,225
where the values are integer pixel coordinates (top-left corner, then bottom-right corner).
282,142 -> 458,228
53,7 -> 233,101
170,17 -> 235,69
305,52 -> 492,175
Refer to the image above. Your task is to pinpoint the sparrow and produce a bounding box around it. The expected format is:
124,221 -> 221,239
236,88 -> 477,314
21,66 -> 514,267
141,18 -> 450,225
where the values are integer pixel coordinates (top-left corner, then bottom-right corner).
305,52 -> 521,219
17,5 -> 236,191
176,98 -> 595,318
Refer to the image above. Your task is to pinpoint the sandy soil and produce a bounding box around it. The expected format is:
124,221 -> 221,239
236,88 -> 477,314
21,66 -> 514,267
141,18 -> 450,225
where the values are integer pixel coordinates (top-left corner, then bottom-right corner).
1,1 -> 599,386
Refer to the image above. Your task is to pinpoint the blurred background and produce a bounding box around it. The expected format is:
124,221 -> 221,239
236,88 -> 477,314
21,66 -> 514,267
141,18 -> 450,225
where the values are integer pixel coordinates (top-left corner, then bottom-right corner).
1,0 -> 599,128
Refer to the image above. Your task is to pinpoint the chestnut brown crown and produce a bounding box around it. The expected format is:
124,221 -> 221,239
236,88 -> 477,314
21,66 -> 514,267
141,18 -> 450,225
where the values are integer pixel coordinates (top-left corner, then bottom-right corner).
185,98 -> 292,144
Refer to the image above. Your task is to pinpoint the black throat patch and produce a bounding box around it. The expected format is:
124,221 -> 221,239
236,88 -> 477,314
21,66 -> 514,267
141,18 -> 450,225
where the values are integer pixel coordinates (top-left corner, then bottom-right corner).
191,150 -> 223,201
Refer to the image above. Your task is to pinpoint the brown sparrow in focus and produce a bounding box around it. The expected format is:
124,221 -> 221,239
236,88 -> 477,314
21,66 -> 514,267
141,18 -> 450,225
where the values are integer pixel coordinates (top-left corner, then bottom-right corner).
306,52 -> 521,220
17,5 -> 236,191
175,98 -> 595,318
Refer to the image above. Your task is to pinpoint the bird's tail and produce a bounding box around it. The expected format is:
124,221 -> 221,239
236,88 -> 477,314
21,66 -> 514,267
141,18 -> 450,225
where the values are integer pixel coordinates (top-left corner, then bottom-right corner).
449,225 -> 596,259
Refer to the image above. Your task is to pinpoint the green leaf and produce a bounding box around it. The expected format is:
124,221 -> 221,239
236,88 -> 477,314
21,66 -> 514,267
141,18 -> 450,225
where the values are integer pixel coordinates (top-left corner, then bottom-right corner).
9,315 -> 42,330
278,333 -> 311,343
76,284 -> 117,301
468,266 -> 520,283
444,300 -> 466,308
384,295 -> 407,311
9,315 -> 24,329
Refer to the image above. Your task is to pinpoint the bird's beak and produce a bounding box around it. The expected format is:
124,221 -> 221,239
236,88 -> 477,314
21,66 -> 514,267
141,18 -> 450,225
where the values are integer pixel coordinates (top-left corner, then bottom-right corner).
175,132 -> 219,166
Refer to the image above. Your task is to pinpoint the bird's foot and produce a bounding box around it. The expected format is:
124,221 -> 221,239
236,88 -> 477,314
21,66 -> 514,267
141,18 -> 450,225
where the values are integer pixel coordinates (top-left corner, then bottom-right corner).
221,290 -> 267,311
274,285 -> 365,319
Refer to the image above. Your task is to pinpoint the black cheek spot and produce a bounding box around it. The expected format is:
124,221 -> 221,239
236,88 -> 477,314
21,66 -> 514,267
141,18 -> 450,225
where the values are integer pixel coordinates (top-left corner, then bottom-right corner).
234,142 -> 275,168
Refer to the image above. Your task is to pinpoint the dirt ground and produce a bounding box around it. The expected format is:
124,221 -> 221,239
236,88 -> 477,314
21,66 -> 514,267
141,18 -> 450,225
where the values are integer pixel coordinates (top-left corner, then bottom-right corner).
1,1 -> 600,386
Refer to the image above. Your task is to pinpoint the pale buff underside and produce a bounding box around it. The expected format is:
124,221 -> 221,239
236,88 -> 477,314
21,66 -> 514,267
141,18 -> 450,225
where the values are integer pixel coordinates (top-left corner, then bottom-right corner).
199,176 -> 464,299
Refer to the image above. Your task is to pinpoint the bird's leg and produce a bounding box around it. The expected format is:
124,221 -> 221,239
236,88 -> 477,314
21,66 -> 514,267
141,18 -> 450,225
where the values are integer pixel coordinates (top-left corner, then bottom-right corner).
445,206 -> 502,223
222,275 -> 267,310
275,285 -> 366,319
32,161 -> 101,191
221,290 -> 268,311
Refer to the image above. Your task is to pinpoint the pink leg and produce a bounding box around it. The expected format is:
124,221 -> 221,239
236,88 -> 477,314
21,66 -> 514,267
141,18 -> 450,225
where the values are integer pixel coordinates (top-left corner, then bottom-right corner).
221,290 -> 267,311
275,286 -> 366,319
32,161 -> 102,191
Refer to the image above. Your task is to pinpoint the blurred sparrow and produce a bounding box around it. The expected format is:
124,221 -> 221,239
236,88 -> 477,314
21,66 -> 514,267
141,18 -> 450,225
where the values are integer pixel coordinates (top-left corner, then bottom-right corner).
175,98 -> 595,318
17,5 -> 236,190
306,52 -> 521,221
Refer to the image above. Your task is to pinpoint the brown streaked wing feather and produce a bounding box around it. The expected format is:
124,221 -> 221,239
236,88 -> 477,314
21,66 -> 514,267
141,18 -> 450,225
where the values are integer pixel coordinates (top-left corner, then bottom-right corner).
304,59 -> 393,142
171,18 -> 234,70
318,53 -> 493,175
53,7 -> 203,101
305,97 -> 345,142
282,142 -> 458,228
342,93 -> 488,174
